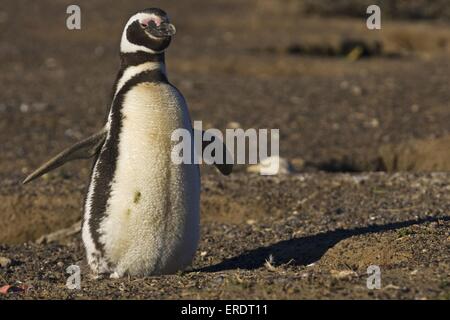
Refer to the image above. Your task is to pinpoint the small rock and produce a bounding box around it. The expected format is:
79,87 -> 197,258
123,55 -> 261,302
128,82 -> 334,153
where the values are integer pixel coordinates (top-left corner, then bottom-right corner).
45,57 -> 57,69
32,102 -> 48,112
212,276 -> 225,285
351,175 -> 370,184
429,221 -> 439,229
0,257 -> 12,268
19,103 -> 29,113
351,85 -> 362,96
369,118 -> 379,128
331,269 -> 358,280
291,158 -> 305,171
247,156 -> 293,175
300,272 -> 309,279
227,121 -> 241,129
384,284 -> 401,290
340,81 -> 349,90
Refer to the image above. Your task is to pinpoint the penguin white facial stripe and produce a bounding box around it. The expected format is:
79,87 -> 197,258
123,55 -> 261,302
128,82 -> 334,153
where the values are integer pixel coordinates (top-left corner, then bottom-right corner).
121,37 -> 155,54
124,13 -> 158,31
114,62 -> 164,97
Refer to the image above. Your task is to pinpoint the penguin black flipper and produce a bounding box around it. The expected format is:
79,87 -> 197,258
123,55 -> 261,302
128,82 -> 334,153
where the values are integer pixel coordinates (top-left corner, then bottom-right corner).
23,128 -> 107,184
202,130 -> 233,176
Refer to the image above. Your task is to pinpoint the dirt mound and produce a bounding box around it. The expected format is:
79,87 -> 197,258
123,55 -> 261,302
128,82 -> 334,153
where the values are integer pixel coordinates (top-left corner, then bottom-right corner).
379,135 -> 450,172
260,0 -> 450,21
0,176 -> 83,244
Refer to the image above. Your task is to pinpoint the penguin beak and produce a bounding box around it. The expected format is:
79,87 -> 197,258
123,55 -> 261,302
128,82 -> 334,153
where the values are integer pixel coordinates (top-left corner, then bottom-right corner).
146,21 -> 176,38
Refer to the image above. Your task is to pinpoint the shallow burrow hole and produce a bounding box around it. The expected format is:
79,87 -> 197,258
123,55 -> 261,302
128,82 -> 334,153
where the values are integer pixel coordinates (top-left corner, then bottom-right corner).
315,135 -> 450,173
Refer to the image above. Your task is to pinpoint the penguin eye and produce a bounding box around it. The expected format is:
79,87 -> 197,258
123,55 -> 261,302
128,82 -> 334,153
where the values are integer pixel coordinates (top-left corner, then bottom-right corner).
140,23 -> 148,28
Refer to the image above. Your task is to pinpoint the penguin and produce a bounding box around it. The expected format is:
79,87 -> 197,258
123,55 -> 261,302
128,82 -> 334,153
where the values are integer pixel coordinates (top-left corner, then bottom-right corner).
23,8 -> 232,278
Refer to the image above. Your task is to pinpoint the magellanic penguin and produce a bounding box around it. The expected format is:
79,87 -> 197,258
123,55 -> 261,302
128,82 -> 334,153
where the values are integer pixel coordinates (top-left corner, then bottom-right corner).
23,8 -> 232,278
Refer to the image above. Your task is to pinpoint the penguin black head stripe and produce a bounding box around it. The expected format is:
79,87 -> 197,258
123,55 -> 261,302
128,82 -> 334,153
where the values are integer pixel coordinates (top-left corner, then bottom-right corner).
121,8 -> 176,54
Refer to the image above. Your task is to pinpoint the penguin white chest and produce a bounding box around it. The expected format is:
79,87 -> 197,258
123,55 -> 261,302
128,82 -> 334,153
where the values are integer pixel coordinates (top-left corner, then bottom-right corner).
100,83 -> 200,276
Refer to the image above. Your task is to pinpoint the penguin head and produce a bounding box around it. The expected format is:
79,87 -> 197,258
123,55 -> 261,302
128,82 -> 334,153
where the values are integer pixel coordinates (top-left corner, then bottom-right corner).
120,8 -> 176,54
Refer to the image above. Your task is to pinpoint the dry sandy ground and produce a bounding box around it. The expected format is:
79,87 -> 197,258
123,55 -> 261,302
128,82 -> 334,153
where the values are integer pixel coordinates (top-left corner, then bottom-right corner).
0,0 -> 449,299
1,173 -> 450,299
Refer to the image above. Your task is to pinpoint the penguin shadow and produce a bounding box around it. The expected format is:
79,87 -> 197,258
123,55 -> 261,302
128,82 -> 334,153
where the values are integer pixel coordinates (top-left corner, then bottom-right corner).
197,216 -> 449,272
